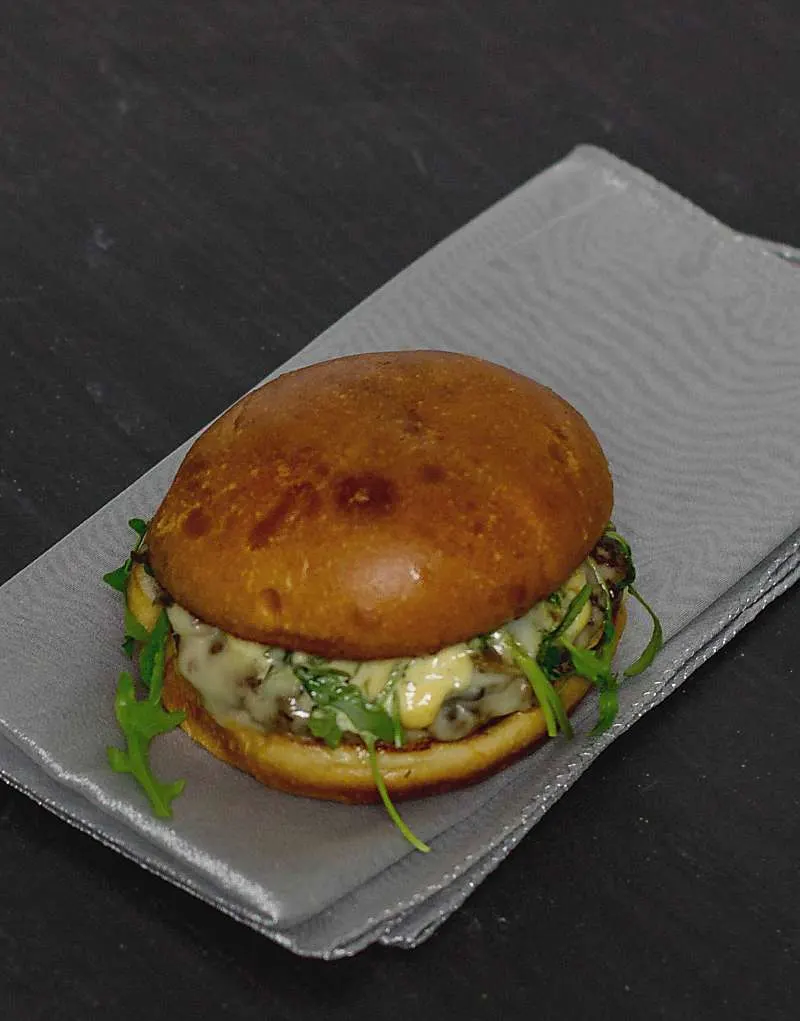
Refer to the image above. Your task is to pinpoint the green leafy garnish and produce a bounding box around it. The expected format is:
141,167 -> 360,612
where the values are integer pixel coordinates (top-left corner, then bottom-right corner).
365,737 -> 430,853
105,520 -> 186,816
107,610 -> 186,817
129,612 -> 152,646
378,660 -> 409,749
623,586 -> 664,677
128,518 -> 148,538
123,606 -> 150,658
294,666 -> 397,746
599,529 -> 663,678
536,583 -> 592,680
104,563 -> 132,594
138,610 -> 172,693
103,518 -> 149,593
549,584 -> 592,642
534,559 -> 621,734
559,641 -> 619,735
504,632 -> 573,739
537,641 -> 563,679
308,709 -> 344,748
293,663 -> 426,852
525,529 -> 664,736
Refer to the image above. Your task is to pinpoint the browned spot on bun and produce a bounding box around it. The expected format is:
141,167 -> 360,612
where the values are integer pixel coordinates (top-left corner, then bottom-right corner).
260,587 -> 283,614
146,351 -> 613,658
402,407 -> 425,435
548,439 -> 566,464
182,507 -> 211,538
248,483 -> 321,549
334,473 -> 397,516
419,462 -> 446,484
289,445 -> 328,476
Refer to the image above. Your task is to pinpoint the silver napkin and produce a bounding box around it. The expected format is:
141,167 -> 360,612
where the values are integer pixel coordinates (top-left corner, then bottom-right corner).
2,146 -> 799,958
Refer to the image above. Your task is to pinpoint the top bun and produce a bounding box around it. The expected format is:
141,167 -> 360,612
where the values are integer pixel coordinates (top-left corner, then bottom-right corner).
147,351 -> 613,658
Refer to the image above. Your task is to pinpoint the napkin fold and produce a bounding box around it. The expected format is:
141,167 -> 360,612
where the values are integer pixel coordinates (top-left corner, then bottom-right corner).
1,146 -> 799,958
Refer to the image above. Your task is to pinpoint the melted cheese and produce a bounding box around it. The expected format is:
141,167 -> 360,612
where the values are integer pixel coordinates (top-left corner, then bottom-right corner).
352,659 -> 398,700
153,558 -> 604,742
167,604 -> 277,726
504,566 -> 589,653
398,644 -> 473,729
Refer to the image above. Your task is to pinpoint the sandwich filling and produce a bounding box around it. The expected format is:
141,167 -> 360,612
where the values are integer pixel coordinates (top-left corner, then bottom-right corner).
107,518 -> 661,840
138,533 -> 632,746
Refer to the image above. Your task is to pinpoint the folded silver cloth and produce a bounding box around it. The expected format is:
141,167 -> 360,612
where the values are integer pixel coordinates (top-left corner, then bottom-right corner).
1,146 -> 799,957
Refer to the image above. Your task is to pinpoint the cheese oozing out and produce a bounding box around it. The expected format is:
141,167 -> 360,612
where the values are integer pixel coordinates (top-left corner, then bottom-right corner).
162,558 -> 612,744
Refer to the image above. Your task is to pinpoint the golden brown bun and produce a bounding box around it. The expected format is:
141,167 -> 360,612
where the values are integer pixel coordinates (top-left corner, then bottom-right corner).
147,351 -> 612,659
128,564 -> 625,803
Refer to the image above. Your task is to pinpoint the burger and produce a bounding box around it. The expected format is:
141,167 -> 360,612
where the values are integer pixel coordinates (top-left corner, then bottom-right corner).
105,351 -> 660,848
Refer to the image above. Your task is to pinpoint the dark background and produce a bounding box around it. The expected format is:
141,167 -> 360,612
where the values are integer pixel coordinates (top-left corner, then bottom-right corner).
2,1 -> 798,1017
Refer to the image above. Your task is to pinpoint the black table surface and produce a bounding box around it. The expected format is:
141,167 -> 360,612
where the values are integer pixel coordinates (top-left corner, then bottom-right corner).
2,2 -> 798,1017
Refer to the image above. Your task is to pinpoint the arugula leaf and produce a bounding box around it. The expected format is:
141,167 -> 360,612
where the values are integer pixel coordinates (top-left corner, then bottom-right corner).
105,526 -> 186,819
623,585 -> 664,677
540,562 -> 622,733
334,690 -> 396,743
537,642 -> 564,678
551,544 -> 663,733
537,584 -> 592,680
103,518 -> 149,592
103,562 -> 132,593
593,681 -> 619,734
378,660 -> 408,749
308,707 -> 342,748
505,632 -> 573,738
560,641 -> 619,735
128,517 -> 148,538
124,606 -> 149,643
507,526 -> 662,741
107,650 -> 186,819
295,662 -> 427,851
549,584 -> 592,643
365,737 -> 430,854
294,666 -> 396,745
292,662 -> 350,683
138,610 -> 171,695
123,605 -> 150,657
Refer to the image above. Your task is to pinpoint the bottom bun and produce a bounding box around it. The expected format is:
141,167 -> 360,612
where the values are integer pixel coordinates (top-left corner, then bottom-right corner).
161,603 -> 626,804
